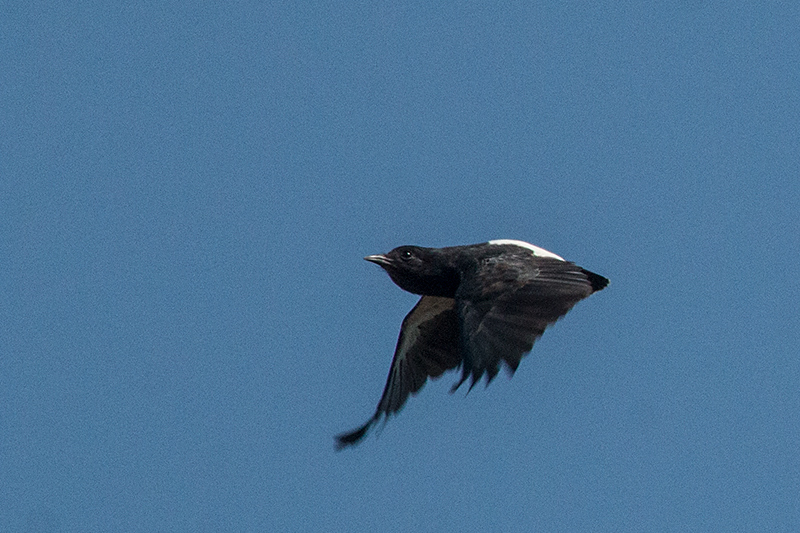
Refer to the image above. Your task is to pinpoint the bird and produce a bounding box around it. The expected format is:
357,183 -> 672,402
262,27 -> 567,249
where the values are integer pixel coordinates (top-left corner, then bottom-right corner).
335,239 -> 608,450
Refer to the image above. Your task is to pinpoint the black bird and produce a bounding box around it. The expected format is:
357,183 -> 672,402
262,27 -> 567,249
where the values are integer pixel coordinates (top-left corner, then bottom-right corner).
335,239 -> 608,449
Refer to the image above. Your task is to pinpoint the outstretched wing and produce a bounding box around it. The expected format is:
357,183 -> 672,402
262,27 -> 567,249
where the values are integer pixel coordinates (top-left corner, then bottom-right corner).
452,258 -> 607,392
335,296 -> 461,449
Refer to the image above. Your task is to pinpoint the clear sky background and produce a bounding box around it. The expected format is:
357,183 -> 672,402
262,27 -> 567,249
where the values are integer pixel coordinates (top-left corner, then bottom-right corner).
3,2 -> 799,531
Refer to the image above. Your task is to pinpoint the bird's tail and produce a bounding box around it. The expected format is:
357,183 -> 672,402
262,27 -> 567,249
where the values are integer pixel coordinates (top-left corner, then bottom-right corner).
581,269 -> 609,292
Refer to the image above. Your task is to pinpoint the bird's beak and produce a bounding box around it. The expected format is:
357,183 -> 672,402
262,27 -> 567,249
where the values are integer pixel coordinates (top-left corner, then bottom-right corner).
364,254 -> 392,267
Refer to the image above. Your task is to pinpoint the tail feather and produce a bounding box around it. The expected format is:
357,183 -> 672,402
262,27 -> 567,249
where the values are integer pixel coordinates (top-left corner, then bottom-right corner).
581,269 -> 609,292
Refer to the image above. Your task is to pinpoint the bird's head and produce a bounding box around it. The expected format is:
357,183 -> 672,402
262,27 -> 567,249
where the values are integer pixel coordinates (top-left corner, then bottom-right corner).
364,246 -> 459,297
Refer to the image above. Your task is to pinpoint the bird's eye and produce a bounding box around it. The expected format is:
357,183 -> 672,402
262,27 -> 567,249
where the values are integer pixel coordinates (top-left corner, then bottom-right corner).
400,249 -> 413,260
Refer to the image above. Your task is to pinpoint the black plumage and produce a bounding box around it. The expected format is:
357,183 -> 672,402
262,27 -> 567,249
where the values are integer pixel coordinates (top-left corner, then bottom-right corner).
335,240 -> 608,449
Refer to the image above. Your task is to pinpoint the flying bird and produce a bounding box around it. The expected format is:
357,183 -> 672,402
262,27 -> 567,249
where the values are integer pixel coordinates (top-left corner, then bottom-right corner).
335,239 -> 608,449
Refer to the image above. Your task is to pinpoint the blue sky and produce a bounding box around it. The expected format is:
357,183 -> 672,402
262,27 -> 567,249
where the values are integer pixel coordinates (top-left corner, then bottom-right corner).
3,2 -> 799,531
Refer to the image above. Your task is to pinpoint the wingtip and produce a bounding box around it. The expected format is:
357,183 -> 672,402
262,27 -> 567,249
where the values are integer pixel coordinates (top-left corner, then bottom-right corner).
450,373 -> 469,394
334,425 -> 370,451
449,371 -> 484,394
334,414 -> 380,451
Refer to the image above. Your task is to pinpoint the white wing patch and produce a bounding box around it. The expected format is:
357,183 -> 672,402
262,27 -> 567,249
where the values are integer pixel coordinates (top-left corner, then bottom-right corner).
488,239 -> 565,261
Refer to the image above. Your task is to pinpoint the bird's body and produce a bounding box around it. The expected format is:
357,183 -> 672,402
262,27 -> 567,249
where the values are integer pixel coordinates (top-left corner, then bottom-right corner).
335,239 -> 608,449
